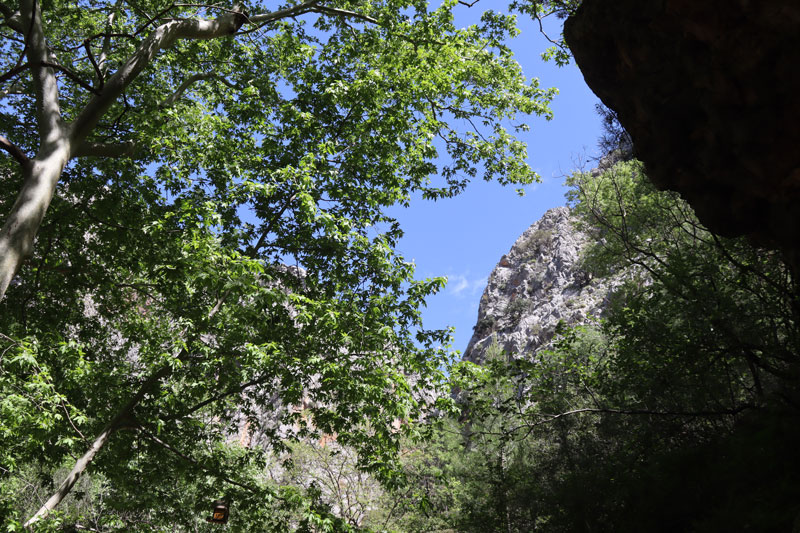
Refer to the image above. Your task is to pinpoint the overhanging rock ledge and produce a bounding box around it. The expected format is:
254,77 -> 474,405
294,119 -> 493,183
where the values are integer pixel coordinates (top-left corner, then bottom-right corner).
564,0 -> 800,271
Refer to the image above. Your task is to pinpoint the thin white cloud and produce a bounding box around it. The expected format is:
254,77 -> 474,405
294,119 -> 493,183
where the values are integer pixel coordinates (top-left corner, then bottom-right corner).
446,273 -> 487,298
449,275 -> 469,296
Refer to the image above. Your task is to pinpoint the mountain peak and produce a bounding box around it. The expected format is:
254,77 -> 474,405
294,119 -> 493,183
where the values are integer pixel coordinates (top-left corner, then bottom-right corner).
463,206 -> 620,364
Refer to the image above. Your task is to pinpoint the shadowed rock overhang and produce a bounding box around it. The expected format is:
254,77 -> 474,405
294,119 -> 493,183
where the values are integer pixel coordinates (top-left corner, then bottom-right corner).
564,0 -> 800,270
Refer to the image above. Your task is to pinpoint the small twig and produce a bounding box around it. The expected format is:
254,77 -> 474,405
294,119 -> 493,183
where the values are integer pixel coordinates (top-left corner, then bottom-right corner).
60,399 -> 88,443
159,72 -> 238,108
529,2 -> 566,50
83,31 -> 138,44
0,62 -> 30,85
40,61 -> 101,95
0,332 -> 22,362
137,425 -> 262,494
508,404 -> 757,440
73,140 -> 142,159
249,193 -> 297,255
311,5 -> 378,25
167,376 -> 279,422
83,40 -> 104,89
111,90 -> 132,129
133,2 -> 177,36
711,233 -> 789,297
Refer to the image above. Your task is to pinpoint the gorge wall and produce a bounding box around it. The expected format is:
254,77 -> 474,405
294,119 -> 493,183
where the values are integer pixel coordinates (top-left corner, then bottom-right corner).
463,205 -> 622,364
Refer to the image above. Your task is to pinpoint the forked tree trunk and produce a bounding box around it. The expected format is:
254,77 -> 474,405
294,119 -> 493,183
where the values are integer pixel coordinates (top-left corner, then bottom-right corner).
0,2 -> 252,304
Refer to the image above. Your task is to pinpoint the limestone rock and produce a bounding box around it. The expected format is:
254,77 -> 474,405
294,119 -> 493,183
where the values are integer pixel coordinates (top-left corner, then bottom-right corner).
463,206 -> 622,364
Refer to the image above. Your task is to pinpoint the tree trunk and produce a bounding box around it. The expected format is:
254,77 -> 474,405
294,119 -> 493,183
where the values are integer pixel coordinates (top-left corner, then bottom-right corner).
0,143 -> 70,301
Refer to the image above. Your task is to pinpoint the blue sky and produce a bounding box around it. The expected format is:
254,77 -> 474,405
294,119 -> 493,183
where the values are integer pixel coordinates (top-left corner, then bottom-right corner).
389,9 -> 604,355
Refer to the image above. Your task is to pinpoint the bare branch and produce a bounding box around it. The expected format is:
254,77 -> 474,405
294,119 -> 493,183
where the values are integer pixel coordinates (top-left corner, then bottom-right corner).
0,62 -> 30,86
83,40 -> 104,89
537,404 -> 755,422
711,232 -> 790,297
137,426 -> 261,494
249,193 -> 297,255
40,61 -> 101,95
0,3 -> 25,32
133,3 -> 180,36
505,403 -> 757,441
0,134 -> 31,168
530,4 -> 562,49
248,0 -> 321,26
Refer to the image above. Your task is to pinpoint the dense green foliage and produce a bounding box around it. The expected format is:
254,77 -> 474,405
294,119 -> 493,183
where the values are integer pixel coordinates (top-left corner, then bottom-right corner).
3,0 -> 797,530
391,160 -> 800,532
0,0 -> 559,529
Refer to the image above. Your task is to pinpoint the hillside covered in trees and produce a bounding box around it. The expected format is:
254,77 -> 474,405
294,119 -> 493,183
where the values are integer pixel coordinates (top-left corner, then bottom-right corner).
1,0 -> 798,530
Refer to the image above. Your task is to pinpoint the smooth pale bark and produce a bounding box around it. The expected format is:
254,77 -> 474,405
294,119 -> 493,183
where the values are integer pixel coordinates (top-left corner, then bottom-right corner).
0,146 -> 70,301
0,0 -> 68,301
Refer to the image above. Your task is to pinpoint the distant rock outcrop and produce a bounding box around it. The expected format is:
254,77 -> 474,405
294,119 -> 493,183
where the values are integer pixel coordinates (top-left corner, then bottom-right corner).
463,206 -> 622,364
564,0 -> 800,273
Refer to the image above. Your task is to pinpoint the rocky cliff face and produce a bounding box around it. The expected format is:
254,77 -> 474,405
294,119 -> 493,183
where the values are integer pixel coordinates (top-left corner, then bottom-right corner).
463,206 -> 622,364
564,0 -> 800,273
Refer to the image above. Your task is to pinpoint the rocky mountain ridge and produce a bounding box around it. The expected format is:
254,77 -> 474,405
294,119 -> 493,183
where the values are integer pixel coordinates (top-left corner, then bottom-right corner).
463,205 -> 623,364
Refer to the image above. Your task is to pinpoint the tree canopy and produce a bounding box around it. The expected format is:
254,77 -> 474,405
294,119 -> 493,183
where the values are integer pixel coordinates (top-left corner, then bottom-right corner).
10,1 -> 795,531
0,0 -> 559,528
